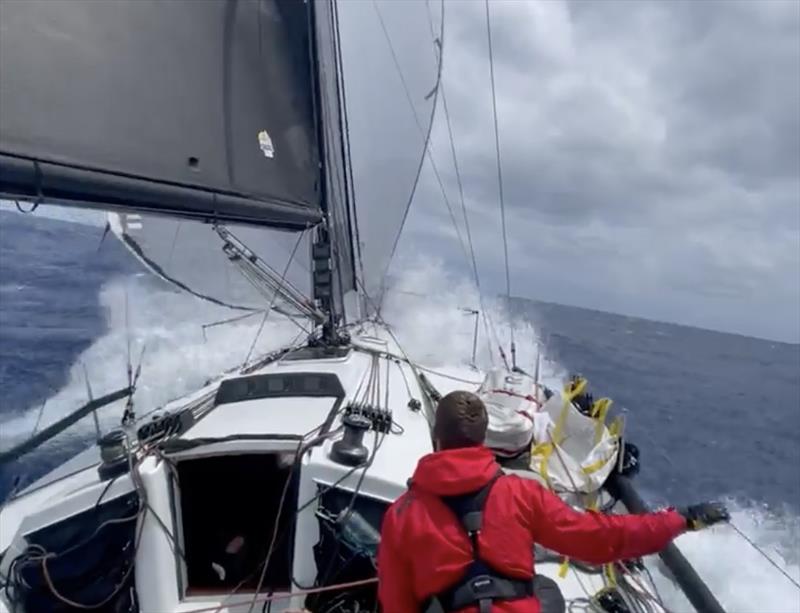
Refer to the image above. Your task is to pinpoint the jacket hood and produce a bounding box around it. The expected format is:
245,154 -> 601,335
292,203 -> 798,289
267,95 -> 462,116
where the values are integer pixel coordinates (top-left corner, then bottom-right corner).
410,446 -> 500,496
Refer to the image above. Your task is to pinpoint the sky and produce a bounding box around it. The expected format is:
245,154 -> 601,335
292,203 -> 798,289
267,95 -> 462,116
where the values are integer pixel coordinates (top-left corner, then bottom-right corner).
1,0 -> 798,343
376,0 -> 800,343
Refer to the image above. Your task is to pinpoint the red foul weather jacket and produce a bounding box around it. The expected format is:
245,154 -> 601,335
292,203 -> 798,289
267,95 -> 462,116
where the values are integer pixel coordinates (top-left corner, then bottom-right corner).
377,446 -> 686,613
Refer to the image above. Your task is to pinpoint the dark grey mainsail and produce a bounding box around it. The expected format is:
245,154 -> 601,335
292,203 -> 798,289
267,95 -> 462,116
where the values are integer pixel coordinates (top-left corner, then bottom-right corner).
0,0 -> 323,229
0,0 -> 443,324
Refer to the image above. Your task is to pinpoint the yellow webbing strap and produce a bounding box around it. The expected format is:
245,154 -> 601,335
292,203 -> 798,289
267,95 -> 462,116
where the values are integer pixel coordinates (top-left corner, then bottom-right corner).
531,442 -> 554,489
530,438 -> 569,579
553,377 -> 587,445
566,377 -> 588,399
603,563 -> 618,588
582,454 -> 614,475
590,397 -> 613,444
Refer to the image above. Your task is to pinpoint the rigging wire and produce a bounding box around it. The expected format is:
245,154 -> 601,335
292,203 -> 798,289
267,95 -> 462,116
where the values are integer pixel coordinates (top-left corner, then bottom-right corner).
439,80 -> 498,363
242,230 -> 307,367
424,0 -> 501,366
378,0 -> 505,368
371,0 -> 474,293
412,363 -> 482,386
370,0 -> 442,278
484,0 -> 516,365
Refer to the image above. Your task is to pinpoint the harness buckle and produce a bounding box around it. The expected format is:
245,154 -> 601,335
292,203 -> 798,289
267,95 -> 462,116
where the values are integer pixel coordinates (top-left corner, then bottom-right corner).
471,575 -> 497,594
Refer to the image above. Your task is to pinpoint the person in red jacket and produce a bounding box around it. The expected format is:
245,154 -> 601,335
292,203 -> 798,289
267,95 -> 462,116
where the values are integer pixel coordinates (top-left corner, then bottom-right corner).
378,390 -> 729,613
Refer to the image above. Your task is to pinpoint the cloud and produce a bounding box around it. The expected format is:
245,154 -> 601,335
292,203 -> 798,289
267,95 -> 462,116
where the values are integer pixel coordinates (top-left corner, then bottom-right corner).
388,0 -> 800,342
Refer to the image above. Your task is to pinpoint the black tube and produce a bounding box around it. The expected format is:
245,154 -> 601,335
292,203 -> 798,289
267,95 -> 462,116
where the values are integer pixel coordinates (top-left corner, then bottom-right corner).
605,474 -> 727,613
0,386 -> 132,466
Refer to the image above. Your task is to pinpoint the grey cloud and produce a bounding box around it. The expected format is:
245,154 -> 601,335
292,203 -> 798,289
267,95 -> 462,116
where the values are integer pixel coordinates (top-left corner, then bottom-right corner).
390,0 -> 799,341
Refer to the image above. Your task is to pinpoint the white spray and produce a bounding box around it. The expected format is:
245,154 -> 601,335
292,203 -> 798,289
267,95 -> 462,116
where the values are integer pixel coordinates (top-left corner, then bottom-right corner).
2,258 -> 798,612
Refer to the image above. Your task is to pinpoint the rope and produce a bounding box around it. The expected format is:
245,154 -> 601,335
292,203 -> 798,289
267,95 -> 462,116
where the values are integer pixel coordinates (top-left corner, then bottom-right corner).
214,424 -> 342,612
246,448 -> 300,612
33,453 -> 154,610
182,578 -> 378,613
484,0 -> 516,360
728,520 -> 800,590
315,430 -> 385,591
412,364 -> 482,386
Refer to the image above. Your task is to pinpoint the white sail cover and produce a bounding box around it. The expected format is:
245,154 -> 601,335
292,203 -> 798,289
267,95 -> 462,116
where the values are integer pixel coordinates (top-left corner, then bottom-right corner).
530,393 -> 620,494
479,369 -> 541,456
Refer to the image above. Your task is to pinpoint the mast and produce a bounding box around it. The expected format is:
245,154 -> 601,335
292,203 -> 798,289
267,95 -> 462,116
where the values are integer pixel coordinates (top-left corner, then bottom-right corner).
310,0 -> 338,340
309,0 -> 359,340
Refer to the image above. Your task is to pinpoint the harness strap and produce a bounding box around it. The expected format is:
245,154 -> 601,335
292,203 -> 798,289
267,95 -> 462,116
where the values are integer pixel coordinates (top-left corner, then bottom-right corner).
441,471 -> 501,554
424,470 -> 534,613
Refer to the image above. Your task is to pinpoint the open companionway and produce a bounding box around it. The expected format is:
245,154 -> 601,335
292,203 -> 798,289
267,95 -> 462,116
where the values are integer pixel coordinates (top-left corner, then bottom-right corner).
177,452 -> 299,594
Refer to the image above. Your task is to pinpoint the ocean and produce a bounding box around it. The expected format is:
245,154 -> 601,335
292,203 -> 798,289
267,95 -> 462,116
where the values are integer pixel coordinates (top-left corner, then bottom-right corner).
1,209 -> 799,611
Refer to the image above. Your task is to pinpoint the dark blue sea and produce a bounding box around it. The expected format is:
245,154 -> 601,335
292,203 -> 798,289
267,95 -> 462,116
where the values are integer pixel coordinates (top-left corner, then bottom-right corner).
1,209 -> 799,609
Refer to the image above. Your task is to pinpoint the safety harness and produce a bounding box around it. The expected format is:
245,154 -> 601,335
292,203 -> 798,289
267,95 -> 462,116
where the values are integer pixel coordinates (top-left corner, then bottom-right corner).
423,471 -> 535,613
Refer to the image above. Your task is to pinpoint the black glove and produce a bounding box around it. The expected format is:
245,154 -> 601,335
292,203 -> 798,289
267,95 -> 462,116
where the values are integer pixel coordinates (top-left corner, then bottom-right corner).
679,502 -> 730,530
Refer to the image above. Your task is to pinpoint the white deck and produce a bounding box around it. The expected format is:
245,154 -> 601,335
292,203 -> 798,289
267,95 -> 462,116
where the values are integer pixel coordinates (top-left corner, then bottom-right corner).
0,326 -> 665,613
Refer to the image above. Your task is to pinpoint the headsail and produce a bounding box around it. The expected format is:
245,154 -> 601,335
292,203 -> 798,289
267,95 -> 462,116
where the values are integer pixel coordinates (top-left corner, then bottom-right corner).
0,0 -> 323,229
108,213 -> 314,315
337,0 -> 444,298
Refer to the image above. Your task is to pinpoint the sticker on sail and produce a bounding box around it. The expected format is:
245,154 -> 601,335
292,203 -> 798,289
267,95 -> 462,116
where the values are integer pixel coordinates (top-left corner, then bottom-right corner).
258,130 -> 275,159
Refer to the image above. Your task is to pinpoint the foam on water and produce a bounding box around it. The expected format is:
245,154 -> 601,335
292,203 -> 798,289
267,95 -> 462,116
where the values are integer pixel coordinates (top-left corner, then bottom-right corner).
4,258 -> 799,611
381,258 -> 565,387
0,273 -> 301,444
650,502 -> 800,612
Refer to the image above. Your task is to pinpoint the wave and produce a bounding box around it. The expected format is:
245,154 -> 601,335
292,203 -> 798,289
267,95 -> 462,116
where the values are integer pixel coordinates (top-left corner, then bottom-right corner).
2,259 -> 798,611
0,274 -> 302,444
650,501 -> 800,612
